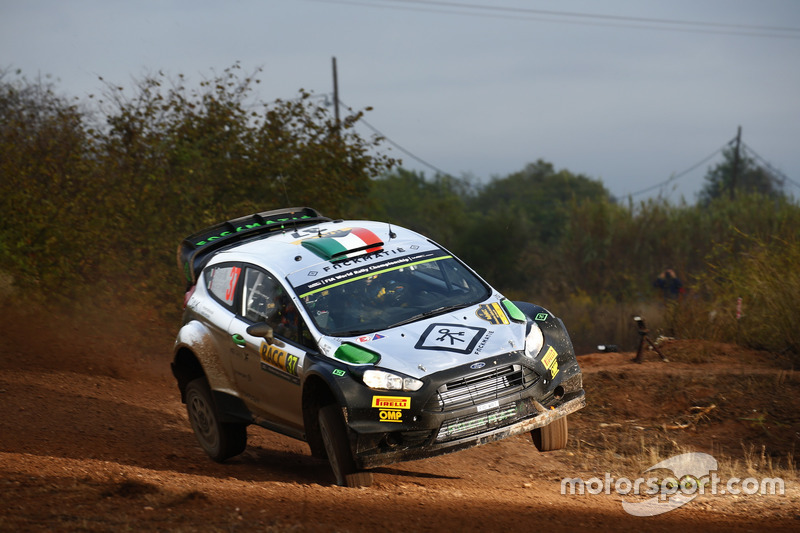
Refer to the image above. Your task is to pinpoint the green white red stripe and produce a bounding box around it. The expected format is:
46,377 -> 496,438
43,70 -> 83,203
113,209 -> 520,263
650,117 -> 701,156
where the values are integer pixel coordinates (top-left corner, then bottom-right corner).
302,228 -> 383,260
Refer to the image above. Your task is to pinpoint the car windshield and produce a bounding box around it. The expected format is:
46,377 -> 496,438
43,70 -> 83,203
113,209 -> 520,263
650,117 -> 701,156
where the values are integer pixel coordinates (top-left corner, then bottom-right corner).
295,254 -> 490,336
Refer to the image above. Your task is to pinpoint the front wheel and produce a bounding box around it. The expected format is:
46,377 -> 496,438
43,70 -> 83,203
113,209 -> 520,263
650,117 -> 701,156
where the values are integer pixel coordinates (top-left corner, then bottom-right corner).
185,378 -> 247,462
531,415 -> 568,452
318,404 -> 373,487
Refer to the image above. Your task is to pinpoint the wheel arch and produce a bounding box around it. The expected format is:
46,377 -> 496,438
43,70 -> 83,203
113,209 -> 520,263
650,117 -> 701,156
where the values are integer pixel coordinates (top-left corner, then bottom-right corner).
301,367 -> 348,459
172,346 -> 206,402
172,319 -> 237,400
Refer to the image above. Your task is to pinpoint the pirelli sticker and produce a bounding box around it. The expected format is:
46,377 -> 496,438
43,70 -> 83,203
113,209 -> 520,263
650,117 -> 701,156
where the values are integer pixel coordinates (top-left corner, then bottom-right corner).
476,303 -> 510,325
373,395 -> 411,423
372,396 -> 411,409
542,346 -> 559,378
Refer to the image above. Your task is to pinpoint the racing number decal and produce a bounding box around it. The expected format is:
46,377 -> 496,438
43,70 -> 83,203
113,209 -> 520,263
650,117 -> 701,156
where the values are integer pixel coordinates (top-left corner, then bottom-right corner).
259,342 -> 300,384
225,266 -> 242,301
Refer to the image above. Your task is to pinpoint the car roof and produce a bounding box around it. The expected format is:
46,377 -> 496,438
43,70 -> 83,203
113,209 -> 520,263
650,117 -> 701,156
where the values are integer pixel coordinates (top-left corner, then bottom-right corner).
208,219 -> 435,279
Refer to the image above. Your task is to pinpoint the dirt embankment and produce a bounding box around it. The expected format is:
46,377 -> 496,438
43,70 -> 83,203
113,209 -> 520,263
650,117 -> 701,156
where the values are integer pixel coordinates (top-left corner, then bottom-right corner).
1,304 -> 798,531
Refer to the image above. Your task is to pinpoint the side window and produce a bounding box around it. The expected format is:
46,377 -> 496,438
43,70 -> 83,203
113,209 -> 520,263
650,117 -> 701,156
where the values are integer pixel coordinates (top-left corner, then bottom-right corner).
205,264 -> 242,308
243,267 -> 315,349
243,268 -> 281,323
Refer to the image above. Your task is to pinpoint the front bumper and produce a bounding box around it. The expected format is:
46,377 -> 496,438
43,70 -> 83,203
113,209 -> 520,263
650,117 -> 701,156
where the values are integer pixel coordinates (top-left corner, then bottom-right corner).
355,390 -> 585,468
339,348 -> 584,469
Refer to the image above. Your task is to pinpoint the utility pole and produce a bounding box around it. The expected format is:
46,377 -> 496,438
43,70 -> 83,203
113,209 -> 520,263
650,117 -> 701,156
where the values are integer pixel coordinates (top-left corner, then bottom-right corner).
731,125 -> 742,200
332,57 -> 340,128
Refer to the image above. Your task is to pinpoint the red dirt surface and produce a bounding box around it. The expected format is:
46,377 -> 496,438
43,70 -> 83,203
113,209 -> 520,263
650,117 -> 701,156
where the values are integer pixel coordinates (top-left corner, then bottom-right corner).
1,302 -> 798,531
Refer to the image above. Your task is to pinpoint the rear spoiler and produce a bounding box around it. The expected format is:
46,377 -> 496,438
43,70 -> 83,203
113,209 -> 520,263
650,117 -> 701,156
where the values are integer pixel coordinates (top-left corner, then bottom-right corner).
178,207 -> 330,286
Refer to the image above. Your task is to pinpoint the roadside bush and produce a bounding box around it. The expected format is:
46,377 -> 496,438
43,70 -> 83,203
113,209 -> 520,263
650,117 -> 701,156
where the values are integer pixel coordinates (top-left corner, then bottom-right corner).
691,233 -> 800,361
0,66 -> 396,307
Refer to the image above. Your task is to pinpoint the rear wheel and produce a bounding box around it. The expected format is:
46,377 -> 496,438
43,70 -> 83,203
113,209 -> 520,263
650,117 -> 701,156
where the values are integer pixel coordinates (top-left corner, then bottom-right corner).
531,415 -> 568,452
185,378 -> 247,462
318,404 -> 373,487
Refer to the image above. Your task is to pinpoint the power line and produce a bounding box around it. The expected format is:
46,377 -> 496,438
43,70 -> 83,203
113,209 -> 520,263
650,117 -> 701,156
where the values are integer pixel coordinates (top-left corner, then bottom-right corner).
625,144 -> 728,199
338,99 -> 453,177
386,0 -> 800,34
741,142 -> 800,190
308,0 -> 800,39
336,88 -> 797,197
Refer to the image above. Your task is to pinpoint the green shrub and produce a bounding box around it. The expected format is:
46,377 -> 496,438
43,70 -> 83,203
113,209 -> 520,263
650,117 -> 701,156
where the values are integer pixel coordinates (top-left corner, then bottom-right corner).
692,233 -> 800,360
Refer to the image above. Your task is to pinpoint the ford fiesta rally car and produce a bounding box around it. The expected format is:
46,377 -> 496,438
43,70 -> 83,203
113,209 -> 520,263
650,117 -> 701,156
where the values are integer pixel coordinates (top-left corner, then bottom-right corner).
172,207 -> 585,487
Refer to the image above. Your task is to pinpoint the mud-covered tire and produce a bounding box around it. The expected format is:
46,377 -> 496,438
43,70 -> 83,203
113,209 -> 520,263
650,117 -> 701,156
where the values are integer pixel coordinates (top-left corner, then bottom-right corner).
531,415 -> 568,452
318,404 -> 373,487
185,378 -> 247,462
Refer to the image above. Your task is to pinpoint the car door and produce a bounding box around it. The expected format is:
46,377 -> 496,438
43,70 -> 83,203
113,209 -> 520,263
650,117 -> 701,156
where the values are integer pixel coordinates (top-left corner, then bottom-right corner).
228,265 -> 310,430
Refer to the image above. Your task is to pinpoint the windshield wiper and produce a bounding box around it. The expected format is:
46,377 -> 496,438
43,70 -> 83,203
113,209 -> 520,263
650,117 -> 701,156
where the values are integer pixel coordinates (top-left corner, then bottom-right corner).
330,328 -> 376,338
388,303 -> 472,329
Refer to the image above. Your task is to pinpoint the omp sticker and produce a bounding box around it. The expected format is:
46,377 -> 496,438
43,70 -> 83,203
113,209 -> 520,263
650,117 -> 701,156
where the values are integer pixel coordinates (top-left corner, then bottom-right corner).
476,303 -> 510,325
414,323 -> 487,354
541,346 -> 558,369
550,360 -> 559,378
372,396 -> 411,409
535,312 -> 549,321
260,343 -> 299,377
379,410 -> 403,423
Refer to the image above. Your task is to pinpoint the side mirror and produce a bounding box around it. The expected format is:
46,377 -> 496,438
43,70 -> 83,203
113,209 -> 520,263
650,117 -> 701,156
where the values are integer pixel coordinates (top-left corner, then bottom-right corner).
246,323 -> 285,347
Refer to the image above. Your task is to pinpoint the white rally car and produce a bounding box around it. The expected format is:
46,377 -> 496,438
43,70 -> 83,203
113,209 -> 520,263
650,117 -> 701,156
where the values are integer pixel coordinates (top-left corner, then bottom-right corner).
172,207 -> 584,487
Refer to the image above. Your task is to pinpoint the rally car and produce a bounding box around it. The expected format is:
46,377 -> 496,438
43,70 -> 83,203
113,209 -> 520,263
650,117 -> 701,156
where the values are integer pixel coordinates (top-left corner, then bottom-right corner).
172,207 -> 584,487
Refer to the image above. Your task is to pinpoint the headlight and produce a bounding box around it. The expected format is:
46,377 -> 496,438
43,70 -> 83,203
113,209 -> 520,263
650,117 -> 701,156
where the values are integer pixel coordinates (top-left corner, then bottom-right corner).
363,369 -> 423,391
525,323 -> 544,358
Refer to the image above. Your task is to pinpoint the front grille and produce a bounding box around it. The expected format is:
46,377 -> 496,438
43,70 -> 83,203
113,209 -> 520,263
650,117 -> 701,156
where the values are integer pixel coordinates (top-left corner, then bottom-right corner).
425,363 -> 538,412
436,404 -> 519,442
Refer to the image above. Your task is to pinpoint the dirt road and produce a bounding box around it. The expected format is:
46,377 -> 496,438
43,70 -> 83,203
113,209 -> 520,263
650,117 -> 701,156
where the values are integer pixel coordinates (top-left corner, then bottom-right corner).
1,304 -> 798,531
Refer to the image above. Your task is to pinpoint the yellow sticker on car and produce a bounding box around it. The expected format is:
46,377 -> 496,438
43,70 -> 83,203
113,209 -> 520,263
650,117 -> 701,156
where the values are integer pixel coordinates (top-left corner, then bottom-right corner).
379,410 -> 403,423
542,346 -> 558,369
475,303 -> 510,325
372,396 -> 411,409
550,360 -> 559,378
260,342 -> 299,376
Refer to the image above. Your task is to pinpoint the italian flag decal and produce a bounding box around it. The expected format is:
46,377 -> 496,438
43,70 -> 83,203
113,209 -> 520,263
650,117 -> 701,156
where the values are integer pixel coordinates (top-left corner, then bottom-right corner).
302,228 -> 384,260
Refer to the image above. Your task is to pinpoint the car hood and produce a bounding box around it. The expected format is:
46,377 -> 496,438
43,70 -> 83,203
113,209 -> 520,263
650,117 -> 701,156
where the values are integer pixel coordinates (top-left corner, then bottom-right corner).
319,302 -> 530,379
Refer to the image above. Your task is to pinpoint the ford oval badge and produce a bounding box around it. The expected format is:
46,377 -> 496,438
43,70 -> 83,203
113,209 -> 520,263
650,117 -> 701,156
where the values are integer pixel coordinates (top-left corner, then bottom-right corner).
470,362 -> 486,370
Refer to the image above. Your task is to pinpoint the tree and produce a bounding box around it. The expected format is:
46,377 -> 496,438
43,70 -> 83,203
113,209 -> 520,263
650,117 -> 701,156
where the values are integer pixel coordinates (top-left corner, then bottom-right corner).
698,146 -> 783,205
0,65 -> 398,301
472,160 -> 612,245
368,168 -> 469,249
0,69 -> 101,288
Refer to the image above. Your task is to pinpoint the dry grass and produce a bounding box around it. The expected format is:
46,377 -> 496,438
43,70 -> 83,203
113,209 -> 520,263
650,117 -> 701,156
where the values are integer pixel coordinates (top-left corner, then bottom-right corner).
569,342 -> 800,482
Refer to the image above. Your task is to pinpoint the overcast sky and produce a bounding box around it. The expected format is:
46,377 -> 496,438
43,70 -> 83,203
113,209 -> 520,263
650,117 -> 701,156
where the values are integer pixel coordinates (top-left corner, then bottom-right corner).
3,0 -> 799,202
